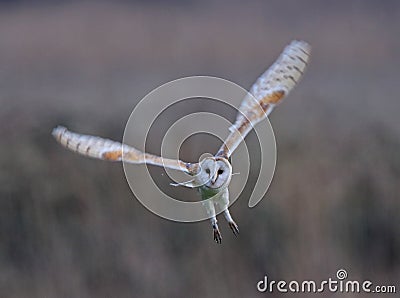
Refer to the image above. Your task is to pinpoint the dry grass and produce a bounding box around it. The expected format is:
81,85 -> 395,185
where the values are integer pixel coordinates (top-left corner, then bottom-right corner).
0,1 -> 399,297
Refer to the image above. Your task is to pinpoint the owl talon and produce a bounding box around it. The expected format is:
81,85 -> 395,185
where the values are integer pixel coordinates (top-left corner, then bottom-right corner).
229,221 -> 239,236
213,225 -> 222,244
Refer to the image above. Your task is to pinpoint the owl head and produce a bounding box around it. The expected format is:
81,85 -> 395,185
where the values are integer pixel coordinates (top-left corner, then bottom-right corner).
196,156 -> 232,190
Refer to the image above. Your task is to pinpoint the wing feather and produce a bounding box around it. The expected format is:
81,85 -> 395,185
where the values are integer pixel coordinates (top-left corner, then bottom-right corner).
52,126 -> 198,174
216,40 -> 311,158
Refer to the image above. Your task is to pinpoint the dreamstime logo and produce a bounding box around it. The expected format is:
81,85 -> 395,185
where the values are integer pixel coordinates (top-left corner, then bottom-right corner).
257,269 -> 397,294
336,269 -> 348,280
122,76 -> 277,222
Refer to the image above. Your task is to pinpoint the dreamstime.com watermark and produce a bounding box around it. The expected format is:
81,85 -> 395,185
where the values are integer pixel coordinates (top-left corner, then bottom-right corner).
257,269 -> 397,294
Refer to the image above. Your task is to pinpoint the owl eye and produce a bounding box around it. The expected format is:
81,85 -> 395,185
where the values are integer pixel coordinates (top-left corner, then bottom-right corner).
217,169 -> 224,175
205,168 -> 210,174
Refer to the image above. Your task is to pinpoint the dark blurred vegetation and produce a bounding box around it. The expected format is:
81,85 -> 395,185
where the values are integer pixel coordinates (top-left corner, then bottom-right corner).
0,1 -> 399,297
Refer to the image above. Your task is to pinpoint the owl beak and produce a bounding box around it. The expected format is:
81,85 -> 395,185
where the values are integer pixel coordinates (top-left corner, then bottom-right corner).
211,172 -> 218,184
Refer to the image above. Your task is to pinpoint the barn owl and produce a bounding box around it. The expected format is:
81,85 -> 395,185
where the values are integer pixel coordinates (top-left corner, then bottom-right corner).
52,40 -> 311,243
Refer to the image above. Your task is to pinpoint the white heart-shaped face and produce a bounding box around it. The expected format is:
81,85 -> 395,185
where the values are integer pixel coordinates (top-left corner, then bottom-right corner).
196,156 -> 232,190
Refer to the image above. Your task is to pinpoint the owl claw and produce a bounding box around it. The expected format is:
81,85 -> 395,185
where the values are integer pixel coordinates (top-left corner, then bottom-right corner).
229,221 -> 239,236
213,225 -> 222,244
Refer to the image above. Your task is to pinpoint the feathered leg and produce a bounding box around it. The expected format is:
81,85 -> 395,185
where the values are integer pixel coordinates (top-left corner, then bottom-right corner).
219,189 -> 239,236
203,199 -> 222,243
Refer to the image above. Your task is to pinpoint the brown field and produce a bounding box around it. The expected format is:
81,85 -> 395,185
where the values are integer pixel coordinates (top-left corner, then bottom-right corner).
0,1 -> 399,297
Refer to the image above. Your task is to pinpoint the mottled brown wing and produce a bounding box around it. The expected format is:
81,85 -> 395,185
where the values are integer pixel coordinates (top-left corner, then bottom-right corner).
216,40 -> 311,158
52,126 -> 198,174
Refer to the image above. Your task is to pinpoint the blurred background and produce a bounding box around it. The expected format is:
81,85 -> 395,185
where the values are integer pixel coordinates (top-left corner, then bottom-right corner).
1,1 -> 399,297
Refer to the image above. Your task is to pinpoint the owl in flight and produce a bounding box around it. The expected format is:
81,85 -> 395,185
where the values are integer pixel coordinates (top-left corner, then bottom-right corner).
53,40 -> 311,243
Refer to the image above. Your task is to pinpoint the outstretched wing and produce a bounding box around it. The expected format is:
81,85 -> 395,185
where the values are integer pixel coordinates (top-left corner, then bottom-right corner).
216,40 -> 311,158
52,126 -> 198,174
